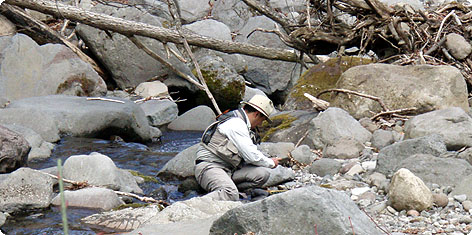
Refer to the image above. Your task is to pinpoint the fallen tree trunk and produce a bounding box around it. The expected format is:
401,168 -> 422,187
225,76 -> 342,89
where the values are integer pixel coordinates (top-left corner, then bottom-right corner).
4,0 -> 309,63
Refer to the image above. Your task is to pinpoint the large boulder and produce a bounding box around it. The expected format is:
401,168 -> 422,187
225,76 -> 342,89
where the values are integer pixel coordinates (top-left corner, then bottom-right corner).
157,144 -> 200,179
177,0 -> 211,23
0,168 -> 55,213
260,110 -> 318,145
3,124 -> 54,162
211,0 -> 254,31
331,64 -> 468,119
168,105 -> 216,131
63,152 -> 143,194
0,126 -> 31,173
307,107 -> 372,149
0,34 -> 106,101
235,16 -> 303,98
77,1 -> 191,89
404,107 -> 472,150
210,186 -> 383,234
51,187 -> 124,211
375,134 -> 447,175
1,95 -> 159,143
284,56 -> 374,111
139,99 -> 179,127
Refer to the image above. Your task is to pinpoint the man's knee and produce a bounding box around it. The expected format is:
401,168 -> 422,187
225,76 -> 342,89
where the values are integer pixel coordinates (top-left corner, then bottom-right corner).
253,168 -> 270,186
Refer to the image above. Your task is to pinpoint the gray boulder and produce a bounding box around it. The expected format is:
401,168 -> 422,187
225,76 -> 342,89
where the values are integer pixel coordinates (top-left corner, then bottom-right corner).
371,129 -> 395,150
0,126 -> 30,173
3,95 -> 159,143
375,134 -> 447,175
290,145 -> 317,165
308,158 -> 342,177
450,174 -> 472,200
211,0 -> 254,31
168,105 -> 216,131
139,100 -> 178,127
308,107 -> 372,149
331,64 -> 468,119
77,1 -> 191,89
0,34 -> 106,101
51,187 -> 124,211
258,142 -> 295,161
157,144 -> 200,179
323,137 -> 364,159
210,186 -> 382,234
0,168 -> 55,213
397,154 -> 472,187
183,19 -> 232,41
177,0 -> 211,23
235,16 -> 303,97
404,107 -> 472,150
63,152 -> 143,194
263,111 -> 318,146
3,124 -> 53,161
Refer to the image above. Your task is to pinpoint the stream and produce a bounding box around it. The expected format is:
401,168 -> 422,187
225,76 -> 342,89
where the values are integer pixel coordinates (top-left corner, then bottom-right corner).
2,131 -> 203,235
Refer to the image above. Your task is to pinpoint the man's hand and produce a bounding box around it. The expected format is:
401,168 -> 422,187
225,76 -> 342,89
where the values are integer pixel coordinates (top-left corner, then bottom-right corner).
271,157 -> 282,168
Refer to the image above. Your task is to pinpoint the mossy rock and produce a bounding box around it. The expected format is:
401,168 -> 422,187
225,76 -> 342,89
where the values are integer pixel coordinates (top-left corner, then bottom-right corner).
192,58 -> 245,112
283,56 -> 374,111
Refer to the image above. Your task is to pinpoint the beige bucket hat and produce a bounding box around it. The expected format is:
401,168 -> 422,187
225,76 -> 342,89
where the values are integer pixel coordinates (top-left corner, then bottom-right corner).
242,95 -> 275,123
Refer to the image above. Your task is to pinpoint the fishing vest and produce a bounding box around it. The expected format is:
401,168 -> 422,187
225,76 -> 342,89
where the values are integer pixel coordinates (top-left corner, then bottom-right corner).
200,108 -> 260,168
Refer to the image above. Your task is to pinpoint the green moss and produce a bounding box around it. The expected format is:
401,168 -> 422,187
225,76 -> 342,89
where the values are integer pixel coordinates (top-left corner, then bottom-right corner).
193,69 -> 245,111
128,170 -> 159,183
288,56 -> 374,103
260,113 -> 297,142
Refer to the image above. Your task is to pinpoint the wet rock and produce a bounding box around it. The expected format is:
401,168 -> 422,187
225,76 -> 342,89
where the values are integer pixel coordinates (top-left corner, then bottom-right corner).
63,152 -> 143,194
0,126 -> 30,173
308,158 -> 341,177
168,105 -> 215,131
388,168 -> 433,212
51,187 -> 124,211
210,186 -> 383,234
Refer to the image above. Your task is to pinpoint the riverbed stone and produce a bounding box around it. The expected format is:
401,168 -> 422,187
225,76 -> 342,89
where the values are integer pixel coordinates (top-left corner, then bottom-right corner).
183,19 -> 232,41
0,167 -> 55,213
404,107 -> 472,150
323,136 -> 364,159
63,152 -> 143,194
0,33 -> 106,101
135,81 -> 169,98
388,168 -> 433,212
3,95 -> 158,143
167,105 -> 216,131
331,64 -> 468,119
0,15 -> 16,36
290,145 -> 317,165
0,125 -> 31,173
211,0 -> 253,32
157,144 -> 199,179
3,124 -> 53,162
258,142 -> 295,161
51,187 -> 124,211
210,186 -> 383,234
139,99 -> 178,127
308,158 -> 342,177
375,134 -> 447,175
445,33 -> 472,60
371,129 -> 395,150
307,107 -> 372,149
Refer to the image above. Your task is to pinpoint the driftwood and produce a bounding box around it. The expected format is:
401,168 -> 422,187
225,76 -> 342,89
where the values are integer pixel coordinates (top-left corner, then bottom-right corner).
3,0 -> 308,63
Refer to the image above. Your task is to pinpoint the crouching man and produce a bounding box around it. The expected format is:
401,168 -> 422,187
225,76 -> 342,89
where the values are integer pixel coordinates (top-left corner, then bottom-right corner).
194,95 -> 280,201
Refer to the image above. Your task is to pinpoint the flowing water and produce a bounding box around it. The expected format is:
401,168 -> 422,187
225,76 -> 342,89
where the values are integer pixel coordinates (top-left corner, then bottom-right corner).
2,131 -> 203,235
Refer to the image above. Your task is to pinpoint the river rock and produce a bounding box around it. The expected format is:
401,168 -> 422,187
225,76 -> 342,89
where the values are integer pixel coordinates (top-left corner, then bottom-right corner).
135,81 -> 169,98
432,193 -> 449,207
388,168 -> 433,212
371,129 -> 395,150
77,1 -> 191,89
211,0 -> 253,32
375,134 -> 447,175
82,204 -> 162,232
0,168 -> 55,213
397,154 -> 472,187
0,33 -> 106,101
307,107 -> 372,149
290,145 -> 317,165
210,186 -> 383,234
445,33 -> 472,60
139,99 -> 178,127
3,95 -> 159,143
183,19 -> 232,41
177,0 -> 211,23
261,110 -> 318,146
323,136 -> 364,159
308,158 -> 342,177
449,174 -> 472,201
404,107 -> 472,150
258,142 -> 295,161
0,15 -> 16,36
51,187 -> 124,211
0,126 -> 31,173
3,124 -> 53,161
167,105 -> 216,131
63,152 -> 143,194
235,16 -> 302,98
331,64 -> 468,119
157,144 -> 199,178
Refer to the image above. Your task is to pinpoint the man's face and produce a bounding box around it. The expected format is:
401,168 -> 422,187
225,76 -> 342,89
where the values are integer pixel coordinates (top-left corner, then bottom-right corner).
252,112 -> 267,128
